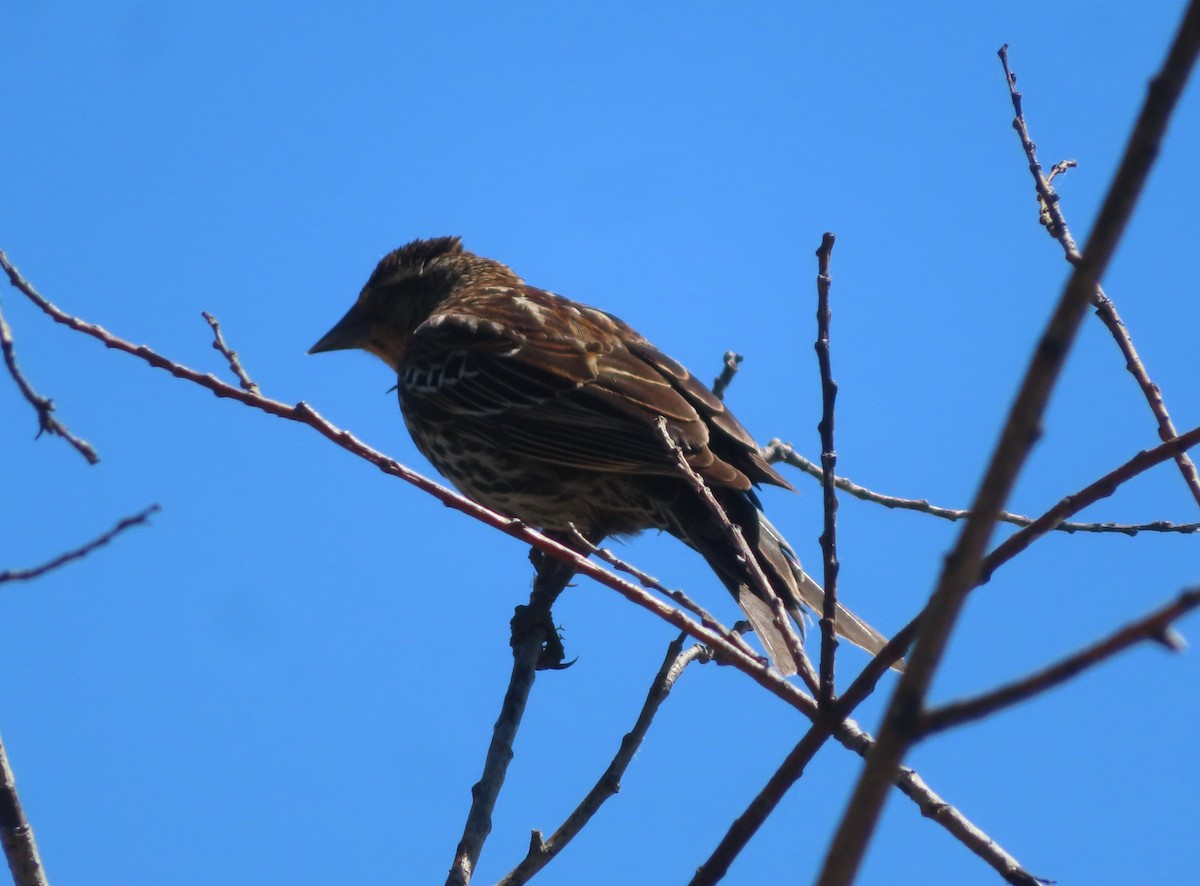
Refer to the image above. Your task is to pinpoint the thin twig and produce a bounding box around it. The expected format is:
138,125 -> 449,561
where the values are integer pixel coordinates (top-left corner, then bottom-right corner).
699,713 -> 1046,885
694,701 -> 1048,886
764,440 -> 1200,535
831,419 -> 1200,735
981,424 -> 1200,582
712,351 -> 743,401
819,22 -> 1200,885
814,233 -> 840,708
500,633 -> 715,884
565,525 -> 762,662
920,588 -> 1200,737
202,311 -> 260,394
693,707 -> 842,885
0,296 -> 99,464
655,417 -> 819,692
1000,45 -> 1200,508
0,729 -> 49,886
0,505 -> 160,584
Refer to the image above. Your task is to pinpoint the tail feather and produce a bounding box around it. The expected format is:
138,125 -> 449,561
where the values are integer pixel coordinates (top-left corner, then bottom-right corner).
673,493 -> 901,675
757,514 -> 901,670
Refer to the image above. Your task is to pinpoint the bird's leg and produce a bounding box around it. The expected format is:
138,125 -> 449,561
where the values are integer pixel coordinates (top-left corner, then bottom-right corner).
513,536 -> 582,670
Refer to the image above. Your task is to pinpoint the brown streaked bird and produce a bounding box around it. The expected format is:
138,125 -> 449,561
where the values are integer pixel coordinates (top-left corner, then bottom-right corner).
310,236 -> 890,675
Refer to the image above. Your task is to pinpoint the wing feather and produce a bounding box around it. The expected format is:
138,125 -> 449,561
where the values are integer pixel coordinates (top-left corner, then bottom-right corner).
399,293 -> 780,490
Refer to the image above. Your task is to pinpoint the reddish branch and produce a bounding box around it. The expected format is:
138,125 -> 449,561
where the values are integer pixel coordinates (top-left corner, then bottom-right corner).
566,526 -> 762,662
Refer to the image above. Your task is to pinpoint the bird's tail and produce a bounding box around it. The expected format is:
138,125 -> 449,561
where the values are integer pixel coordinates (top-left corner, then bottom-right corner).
675,493 -> 897,677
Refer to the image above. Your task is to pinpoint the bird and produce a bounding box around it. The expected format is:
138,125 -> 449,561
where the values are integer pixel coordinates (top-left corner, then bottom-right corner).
309,236 -> 891,676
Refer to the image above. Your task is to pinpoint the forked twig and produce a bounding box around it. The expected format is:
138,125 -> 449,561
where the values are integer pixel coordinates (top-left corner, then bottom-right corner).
999,44 -> 1200,508
0,295 -> 99,464
500,633 -> 715,884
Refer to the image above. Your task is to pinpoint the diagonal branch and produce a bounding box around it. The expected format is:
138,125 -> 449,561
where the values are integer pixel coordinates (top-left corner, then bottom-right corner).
0,728 -> 49,886
499,633 -> 715,884
0,506 -> 160,584
447,551 -> 576,886
0,298 -> 99,464
565,525 -> 762,662
999,44 -> 1200,508
920,587 -> 1200,737
818,17 -> 1200,884
655,417 -> 819,693
828,420 -> 1200,730
202,311 -> 260,394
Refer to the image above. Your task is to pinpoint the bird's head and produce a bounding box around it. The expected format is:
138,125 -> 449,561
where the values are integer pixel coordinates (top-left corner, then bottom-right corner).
309,236 -> 486,370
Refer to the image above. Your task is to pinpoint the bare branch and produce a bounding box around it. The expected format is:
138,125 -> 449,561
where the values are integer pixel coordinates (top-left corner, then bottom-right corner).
202,311 -> 260,394
0,294 -> 99,464
764,440 -> 1200,535
999,44 -> 1200,508
655,417 -> 818,692
0,729 -> 49,886
832,419 -> 1200,735
983,425 -> 1200,582
695,706 -> 1048,886
819,21 -> 1200,884
500,633 -> 714,884
0,505 -> 160,585
448,551 -> 576,885
920,588 -> 1200,737
813,232 -> 840,708
565,525 -> 762,662
711,351 -> 743,401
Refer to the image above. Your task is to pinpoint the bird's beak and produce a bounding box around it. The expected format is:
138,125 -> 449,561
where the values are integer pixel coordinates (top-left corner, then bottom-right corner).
308,305 -> 372,355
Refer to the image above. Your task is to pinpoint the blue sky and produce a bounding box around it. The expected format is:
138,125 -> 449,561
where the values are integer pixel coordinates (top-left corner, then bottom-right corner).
3,3 -> 1199,884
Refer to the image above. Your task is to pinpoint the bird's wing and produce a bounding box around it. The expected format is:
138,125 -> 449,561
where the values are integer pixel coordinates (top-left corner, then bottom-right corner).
400,306 -> 750,486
